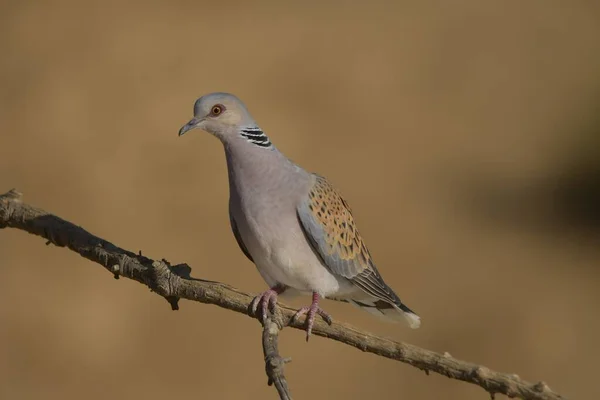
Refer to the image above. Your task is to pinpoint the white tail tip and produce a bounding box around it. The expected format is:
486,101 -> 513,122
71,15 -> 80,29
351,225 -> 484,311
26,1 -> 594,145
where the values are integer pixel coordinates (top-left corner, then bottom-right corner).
403,311 -> 421,329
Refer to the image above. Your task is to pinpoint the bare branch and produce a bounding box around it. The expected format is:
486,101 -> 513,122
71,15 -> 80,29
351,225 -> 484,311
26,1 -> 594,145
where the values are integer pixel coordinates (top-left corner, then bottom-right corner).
0,189 -> 565,400
262,314 -> 292,400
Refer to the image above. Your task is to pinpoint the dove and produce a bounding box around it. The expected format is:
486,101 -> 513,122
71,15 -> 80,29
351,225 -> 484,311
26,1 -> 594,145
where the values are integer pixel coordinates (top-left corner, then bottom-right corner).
179,93 -> 420,339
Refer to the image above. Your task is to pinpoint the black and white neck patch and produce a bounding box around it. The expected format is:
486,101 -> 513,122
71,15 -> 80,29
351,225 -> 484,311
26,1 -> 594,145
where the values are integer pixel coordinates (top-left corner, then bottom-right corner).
240,127 -> 272,148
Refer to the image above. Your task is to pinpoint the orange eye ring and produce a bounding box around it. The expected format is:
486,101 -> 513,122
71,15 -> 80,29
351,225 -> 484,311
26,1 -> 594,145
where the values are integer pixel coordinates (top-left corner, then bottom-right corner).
211,105 -> 224,116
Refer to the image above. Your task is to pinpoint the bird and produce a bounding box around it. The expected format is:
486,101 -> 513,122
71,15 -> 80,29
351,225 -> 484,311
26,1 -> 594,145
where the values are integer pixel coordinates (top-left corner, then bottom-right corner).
178,93 -> 420,340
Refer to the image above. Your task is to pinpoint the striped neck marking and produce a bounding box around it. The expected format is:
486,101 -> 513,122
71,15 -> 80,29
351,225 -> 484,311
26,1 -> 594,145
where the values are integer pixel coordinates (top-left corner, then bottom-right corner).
240,127 -> 272,148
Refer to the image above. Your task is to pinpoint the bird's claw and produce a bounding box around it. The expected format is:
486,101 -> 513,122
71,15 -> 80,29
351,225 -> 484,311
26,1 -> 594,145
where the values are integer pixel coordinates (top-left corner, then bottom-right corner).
250,289 -> 279,322
291,303 -> 332,341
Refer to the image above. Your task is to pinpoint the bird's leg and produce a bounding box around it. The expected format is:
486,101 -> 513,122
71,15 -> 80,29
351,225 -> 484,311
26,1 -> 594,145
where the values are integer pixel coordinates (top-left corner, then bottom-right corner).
250,284 -> 286,322
291,292 -> 333,341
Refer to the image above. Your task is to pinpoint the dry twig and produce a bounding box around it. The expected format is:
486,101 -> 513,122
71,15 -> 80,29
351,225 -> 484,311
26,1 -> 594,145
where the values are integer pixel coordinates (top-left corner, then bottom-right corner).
0,189 -> 565,400
262,313 -> 292,399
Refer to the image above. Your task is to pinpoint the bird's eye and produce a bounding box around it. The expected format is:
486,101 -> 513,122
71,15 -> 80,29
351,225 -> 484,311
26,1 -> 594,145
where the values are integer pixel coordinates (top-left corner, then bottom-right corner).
211,105 -> 224,116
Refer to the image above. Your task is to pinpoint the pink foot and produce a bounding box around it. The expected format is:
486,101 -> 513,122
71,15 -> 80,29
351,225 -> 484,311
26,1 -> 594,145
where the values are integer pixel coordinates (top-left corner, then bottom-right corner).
291,292 -> 333,341
250,285 -> 285,322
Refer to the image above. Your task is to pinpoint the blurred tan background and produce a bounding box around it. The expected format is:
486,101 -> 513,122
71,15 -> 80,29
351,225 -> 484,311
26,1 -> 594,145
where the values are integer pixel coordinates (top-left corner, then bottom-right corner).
1,1 -> 599,399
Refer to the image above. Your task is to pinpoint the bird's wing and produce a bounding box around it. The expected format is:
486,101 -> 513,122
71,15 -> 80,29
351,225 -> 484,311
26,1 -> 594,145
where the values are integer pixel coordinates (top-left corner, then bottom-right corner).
296,175 -> 398,304
229,212 -> 254,262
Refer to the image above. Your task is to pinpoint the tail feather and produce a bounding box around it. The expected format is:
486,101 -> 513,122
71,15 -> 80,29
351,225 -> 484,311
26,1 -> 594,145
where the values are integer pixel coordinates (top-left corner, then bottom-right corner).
347,299 -> 421,329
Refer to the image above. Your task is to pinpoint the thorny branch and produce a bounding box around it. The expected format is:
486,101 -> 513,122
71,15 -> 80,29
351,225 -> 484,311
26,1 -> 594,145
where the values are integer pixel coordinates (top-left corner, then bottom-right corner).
0,189 -> 565,400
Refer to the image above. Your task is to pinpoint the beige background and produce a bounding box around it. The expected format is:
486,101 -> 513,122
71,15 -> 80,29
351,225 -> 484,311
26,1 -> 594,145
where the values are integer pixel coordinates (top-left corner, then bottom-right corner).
1,1 -> 599,399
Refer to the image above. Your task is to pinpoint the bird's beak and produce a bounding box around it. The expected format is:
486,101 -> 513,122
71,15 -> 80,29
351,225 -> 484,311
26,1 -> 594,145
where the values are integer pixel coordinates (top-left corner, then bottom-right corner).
178,117 -> 203,136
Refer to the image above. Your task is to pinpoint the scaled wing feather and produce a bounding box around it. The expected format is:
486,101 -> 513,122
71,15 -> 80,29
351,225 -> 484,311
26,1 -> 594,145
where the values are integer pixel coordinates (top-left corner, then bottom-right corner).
297,175 -> 399,305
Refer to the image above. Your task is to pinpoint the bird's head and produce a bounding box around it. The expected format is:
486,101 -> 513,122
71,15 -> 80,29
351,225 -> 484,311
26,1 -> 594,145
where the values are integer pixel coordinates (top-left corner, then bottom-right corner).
178,92 -> 255,141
